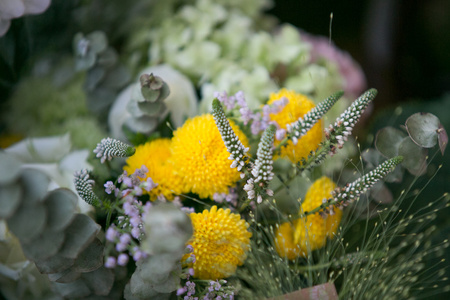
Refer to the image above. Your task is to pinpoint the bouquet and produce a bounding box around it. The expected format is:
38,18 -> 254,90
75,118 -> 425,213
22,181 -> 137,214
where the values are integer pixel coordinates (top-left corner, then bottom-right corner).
1,1 -> 449,299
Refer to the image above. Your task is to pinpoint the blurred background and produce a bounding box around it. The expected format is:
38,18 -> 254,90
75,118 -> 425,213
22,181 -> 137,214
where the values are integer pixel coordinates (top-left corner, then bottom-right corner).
0,0 -> 449,298
2,0 -> 450,111
269,0 -> 450,111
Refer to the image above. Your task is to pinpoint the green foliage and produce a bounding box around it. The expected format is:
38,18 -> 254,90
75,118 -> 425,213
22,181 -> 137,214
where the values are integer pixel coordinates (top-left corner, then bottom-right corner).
0,152 -> 118,299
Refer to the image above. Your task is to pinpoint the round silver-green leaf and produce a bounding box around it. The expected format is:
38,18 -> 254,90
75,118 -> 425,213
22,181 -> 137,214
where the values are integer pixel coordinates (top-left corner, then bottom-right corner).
0,152 -> 21,184
398,137 -> 428,176
20,168 -> 50,204
375,127 -> 406,158
58,214 -> 101,259
72,238 -> 104,273
7,203 -> 47,243
44,188 -> 77,232
22,229 -> 65,261
0,183 -> 22,219
405,112 -> 440,148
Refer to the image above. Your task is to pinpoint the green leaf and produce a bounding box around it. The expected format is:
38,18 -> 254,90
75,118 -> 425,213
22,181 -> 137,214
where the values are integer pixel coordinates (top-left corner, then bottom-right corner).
375,127 -> 406,158
19,169 -> 50,204
398,137 -> 428,176
369,181 -> 393,204
48,267 -> 81,283
137,101 -> 167,117
140,254 -> 179,284
44,188 -> 77,232
128,269 -> 161,299
437,123 -> 448,155
0,183 -> 22,219
97,48 -> 118,68
35,253 -> 75,274
405,112 -> 440,148
52,280 -> 91,298
85,67 -> 106,91
58,214 -> 101,259
81,266 -> 114,296
22,228 -> 65,261
86,31 -> 108,54
0,152 -> 21,184
72,238 -> 104,273
7,202 -> 47,243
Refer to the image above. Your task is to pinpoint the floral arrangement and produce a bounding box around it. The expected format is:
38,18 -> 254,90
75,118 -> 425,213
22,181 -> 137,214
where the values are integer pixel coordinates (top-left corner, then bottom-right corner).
1,0 -> 449,299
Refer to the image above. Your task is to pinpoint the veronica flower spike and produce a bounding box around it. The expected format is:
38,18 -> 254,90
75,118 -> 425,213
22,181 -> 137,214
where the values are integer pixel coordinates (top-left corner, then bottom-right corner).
300,89 -> 378,171
286,90 -> 344,146
74,169 -> 101,206
250,124 -> 276,203
93,137 -> 136,163
212,98 -> 249,172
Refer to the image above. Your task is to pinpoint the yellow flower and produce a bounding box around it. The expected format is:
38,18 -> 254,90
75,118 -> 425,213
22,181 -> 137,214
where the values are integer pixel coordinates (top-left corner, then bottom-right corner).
268,89 -> 323,163
185,206 -> 252,280
275,177 -> 342,259
170,114 -> 249,199
123,138 -> 183,200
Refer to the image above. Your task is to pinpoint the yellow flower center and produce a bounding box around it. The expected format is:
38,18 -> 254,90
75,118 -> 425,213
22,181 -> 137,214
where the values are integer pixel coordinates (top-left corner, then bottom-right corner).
268,89 -> 323,163
275,177 -> 342,259
185,206 -> 252,280
124,138 -> 183,200
170,114 -> 249,199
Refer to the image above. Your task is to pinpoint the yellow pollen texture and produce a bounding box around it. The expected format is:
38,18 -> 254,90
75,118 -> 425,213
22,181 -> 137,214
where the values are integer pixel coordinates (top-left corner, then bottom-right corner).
123,138 -> 183,200
186,206 -> 252,280
268,89 -> 323,163
170,114 -> 249,199
275,177 -> 342,259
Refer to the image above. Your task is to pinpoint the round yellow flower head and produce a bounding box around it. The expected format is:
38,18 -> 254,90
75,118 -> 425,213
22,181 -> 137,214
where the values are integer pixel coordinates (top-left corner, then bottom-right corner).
275,177 -> 342,259
185,206 -> 252,280
268,89 -> 323,163
123,138 -> 183,200
170,114 -> 249,199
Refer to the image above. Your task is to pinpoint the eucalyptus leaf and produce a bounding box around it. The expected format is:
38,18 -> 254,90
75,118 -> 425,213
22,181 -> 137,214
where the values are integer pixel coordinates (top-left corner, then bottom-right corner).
0,183 -> 22,219
398,137 -> 428,176
48,267 -> 81,283
137,101 -> 167,117
20,168 -> 50,204
85,67 -> 106,91
101,65 -> 131,91
7,202 -> 47,243
86,31 -> 108,54
151,269 -> 179,294
125,116 -> 159,134
128,269 -> 161,299
44,188 -> 77,232
58,214 -> 101,259
369,181 -> 393,204
375,127 -> 406,158
140,254 -> 179,283
82,266 -> 114,296
0,152 -> 21,184
75,52 -> 96,71
405,112 -> 440,148
97,48 -> 118,68
158,82 -> 170,102
86,88 -> 116,113
438,123 -> 448,155
72,238 -> 104,273
22,229 -> 65,261
361,148 -> 385,169
20,169 -> 50,203
35,253 -> 75,274
52,280 -> 91,298
142,203 -> 192,255
384,163 -> 404,183
140,87 -> 160,102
